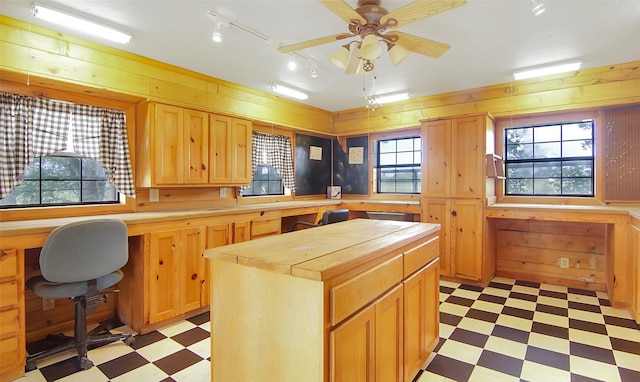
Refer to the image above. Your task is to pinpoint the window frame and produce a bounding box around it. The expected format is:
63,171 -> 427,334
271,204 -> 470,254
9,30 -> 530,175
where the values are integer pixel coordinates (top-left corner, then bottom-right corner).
495,110 -> 603,204
374,134 -> 422,195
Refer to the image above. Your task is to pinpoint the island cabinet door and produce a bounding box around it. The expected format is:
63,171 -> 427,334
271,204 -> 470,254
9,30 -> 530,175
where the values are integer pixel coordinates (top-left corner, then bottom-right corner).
330,284 -> 404,382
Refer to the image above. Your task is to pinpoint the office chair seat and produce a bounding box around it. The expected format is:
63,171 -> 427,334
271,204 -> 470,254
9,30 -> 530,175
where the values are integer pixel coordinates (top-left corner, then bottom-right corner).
290,209 -> 349,231
25,219 -> 134,372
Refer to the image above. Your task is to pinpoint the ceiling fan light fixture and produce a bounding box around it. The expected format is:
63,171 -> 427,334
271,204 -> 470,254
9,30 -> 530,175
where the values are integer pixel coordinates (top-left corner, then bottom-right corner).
212,21 -> 222,43
387,44 -> 410,66
270,83 -> 309,100
32,3 -> 132,44
531,0 -> 546,16
330,45 -> 351,69
360,34 -> 382,60
513,61 -> 582,80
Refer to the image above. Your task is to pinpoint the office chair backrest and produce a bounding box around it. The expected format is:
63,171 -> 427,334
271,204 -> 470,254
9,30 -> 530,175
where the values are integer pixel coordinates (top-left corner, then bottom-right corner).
39,219 -> 129,283
319,209 -> 350,225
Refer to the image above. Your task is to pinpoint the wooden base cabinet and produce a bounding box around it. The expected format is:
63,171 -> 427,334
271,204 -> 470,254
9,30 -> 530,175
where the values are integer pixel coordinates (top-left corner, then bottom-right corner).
149,227 -> 206,323
630,223 -> 640,324
0,249 -> 25,382
206,220 -> 441,382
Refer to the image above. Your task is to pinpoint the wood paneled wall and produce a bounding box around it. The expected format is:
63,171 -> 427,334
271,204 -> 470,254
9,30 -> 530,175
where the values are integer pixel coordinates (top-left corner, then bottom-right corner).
0,16 -> 332,133
494,219 -> 607,291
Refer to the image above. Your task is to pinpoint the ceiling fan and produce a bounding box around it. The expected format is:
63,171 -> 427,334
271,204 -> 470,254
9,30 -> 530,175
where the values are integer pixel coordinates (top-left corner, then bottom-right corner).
277,0 -> 467,74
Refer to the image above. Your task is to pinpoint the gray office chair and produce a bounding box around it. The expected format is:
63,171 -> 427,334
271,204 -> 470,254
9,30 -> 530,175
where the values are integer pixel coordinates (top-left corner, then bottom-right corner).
25,219 -> 134,372
290,209 -> 349,231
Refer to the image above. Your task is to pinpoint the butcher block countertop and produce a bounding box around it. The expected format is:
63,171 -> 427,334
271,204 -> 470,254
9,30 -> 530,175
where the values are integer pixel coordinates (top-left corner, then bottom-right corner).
204,219 -> 440,281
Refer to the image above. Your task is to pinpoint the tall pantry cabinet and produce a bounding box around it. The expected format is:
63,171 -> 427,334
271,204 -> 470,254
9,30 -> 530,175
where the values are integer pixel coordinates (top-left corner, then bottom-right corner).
421,114 -> 496,284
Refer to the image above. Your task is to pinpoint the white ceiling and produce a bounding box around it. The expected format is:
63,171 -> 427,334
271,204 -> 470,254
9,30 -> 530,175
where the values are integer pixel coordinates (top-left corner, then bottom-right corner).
2,0 -> 640,112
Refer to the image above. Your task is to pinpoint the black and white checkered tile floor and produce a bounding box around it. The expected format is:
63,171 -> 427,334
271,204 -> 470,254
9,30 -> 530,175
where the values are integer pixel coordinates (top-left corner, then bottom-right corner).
24,277 -> 640,382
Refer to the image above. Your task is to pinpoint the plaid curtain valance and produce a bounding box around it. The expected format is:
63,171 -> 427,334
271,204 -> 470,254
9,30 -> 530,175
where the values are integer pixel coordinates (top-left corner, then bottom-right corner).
0,92 -> 135,199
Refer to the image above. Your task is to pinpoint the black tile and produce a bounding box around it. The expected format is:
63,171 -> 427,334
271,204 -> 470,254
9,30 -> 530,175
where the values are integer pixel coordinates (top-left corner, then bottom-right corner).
603,315 -> 639,329
531,322 -> 569,340
536,303 -> 568,317
598,298 -> 611,307
610,337 -> 640,355
130,330 -> 168,350
154,349 -> 203,375
171,327 -> 210,347
411,369 -> 424,382
445,295 -> 475,307
38,357 -> 82,382
187,311 -> 210,326
432,337 -> 446,353
488,281 -> 513,291
569,318 -> 608,335
619,366 -> 640,382
568,301 -> 601,314
570,374 -> 606,382
98,351 -> 149,379
539,290 -> 568,300
491,325 -> 530,344
502,306 -> 535,321
525,345 -> 570,371
570,342 -> 616,365
516,280 -> 540,288
477,293 -> 507,305
568,288 -> 597,297
509,291 -> 538,302
459,284 -> 484,292
425,354 -> 474,382
440,311 -> 463,326
448,328 -> 489,348
465,308 -> 499,323
440,285 -> 455,294
477,349 -> 523,377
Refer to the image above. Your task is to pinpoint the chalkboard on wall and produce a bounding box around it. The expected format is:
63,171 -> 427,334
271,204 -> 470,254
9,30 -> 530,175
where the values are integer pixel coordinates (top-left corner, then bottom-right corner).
334,136 -> 369,195
295,133 -> 332,196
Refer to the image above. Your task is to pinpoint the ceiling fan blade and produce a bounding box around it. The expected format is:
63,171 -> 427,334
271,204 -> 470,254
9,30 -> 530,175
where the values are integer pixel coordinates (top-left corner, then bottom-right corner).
387,31 -> 450,58
381,0 -> 467,29
318,0 -> 367,25
277,33 -> 353,53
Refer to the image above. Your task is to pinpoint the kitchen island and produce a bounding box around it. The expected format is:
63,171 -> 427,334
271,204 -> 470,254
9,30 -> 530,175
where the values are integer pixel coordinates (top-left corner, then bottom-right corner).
204,218 -> 440,382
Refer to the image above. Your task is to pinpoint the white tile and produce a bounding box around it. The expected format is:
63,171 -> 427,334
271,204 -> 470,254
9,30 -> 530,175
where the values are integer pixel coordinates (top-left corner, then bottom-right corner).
606,325 -> 640,342
157,320 -> 198,337
456,317 -> 495,335
496,314 -> 533,332
439,301 -> 470,317
470,299 -> 504,314
491,277 -> 516,285
439,279 -> 461,289
511,284 -> 540,296
171,359 -> 211,382
567,294 -> 600,305
436,339 -> 483,365
451,288 -> 481,300
539,283 -> 568,293
21,370 -> 48,382
439,323 -> 456,339
187,338 -> 211,359
88,342 -> 135,365
484,336 -> 527,359
533,311 -> 569,328
570,355 -> 622,382
468,365 -> 520,382
520,360 -> 571,382
601,305 -> 634,320
415,370 -> 457,382
568,328 -> 612,349
568,309 -> 606,324
481,286 -> 511,298
135,338 -> 185,362
110,363 -> 169,382
527,332 -> 570,354
537,295 -> 569,309
56,366 -> 109,382
613,349 -> 640,371
504,297 -> 537,311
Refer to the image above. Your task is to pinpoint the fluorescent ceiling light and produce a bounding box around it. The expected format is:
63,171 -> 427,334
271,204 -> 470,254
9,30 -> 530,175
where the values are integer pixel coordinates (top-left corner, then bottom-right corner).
271,84 -> 308,100
375,93 -> 410,104
513,61 -> 582,80
32,3 -> 132,44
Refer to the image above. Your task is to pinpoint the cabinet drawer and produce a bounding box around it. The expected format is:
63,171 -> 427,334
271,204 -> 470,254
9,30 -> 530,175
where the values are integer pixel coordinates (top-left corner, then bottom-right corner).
0,308 -> 19,338
404,237 -> 439,277
251,218 -> 281,238
0,249 -> 17,278
331,254 -> 403,325
0,335 -> 18,371
0,281 -> 18,308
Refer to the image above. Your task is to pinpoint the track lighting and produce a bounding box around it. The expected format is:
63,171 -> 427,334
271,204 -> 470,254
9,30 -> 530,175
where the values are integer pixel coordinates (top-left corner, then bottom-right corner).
513,61 -> 582,80
212,21 -> 222,43
31,3 -> 132,44
531,0 -> 545,16
287,56 -> 297,71
310,65 -> 318,78
270,84 -> 308,100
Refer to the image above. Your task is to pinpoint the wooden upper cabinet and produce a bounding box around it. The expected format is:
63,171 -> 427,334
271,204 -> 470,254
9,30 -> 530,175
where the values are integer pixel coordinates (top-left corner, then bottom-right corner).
209,114 -> 252,185
154,104 -> 184,185
184,109 -> 209,184
421,114 -> 491,199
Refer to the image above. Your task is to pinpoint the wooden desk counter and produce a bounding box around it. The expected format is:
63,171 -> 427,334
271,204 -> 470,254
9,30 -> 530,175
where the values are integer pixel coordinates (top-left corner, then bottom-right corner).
205,219 -> 441,382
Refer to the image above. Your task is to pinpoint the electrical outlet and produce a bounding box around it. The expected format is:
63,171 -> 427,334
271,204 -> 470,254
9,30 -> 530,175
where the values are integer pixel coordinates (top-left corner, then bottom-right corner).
42,298 -> 55,311
219,187 -> 227,198
560,257 -> 570,269
149,188 -> 159,202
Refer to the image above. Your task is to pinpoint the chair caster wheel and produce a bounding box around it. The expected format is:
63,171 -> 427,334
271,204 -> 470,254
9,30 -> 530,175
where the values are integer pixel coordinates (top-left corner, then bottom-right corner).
124,336 -> 135,346
79,358 -> 94,370
25,360 -> 37,372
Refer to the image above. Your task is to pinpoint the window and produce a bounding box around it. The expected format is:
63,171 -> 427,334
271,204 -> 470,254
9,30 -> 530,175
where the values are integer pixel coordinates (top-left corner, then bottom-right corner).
376,136 -> 421,194
0,156 -> 118,207
241,131 -> 294,197
504,120 -> 594,196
